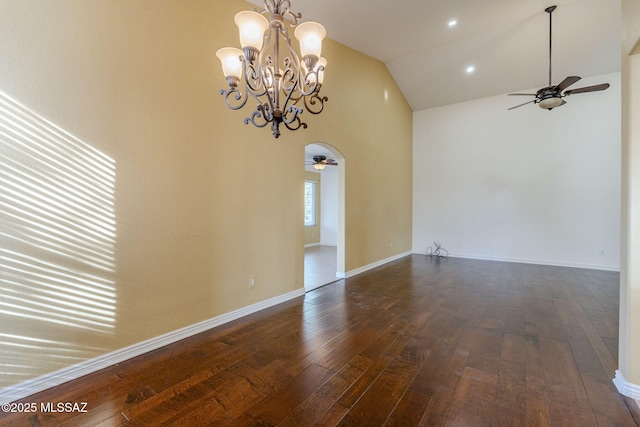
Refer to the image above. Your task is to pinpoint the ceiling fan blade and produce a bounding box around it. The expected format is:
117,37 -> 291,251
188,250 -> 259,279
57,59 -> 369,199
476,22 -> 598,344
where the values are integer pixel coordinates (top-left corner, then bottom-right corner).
564,83 -> 610,96
508,93 -> 537,96
554,76 -> 581,92
508,99 -> 536,110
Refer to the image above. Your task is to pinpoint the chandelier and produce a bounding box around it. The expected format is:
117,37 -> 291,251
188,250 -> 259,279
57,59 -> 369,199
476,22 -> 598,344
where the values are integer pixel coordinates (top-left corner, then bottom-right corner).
216,0 -> 328,139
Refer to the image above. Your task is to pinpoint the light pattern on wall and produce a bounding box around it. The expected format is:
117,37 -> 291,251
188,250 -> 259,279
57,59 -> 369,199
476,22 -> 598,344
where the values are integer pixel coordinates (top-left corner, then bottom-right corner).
0,92 -> 116,388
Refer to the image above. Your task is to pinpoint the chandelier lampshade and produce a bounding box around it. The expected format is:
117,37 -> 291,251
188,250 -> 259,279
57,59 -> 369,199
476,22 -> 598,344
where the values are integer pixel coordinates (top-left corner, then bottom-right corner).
234,11 -> 269,51
216,0 -> 328,139
294,21 -> 326,64
215,47 -> 243,86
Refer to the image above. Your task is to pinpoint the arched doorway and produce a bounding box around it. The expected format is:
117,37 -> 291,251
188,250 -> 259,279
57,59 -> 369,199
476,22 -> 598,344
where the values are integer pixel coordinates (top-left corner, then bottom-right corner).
303,143 -> 345,291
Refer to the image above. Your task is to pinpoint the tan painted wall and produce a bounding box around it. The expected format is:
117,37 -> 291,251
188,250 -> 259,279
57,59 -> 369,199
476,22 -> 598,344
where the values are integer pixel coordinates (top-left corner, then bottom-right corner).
304,171 -> 321,245
620,0 -> 640,390
0,0 -> 413,387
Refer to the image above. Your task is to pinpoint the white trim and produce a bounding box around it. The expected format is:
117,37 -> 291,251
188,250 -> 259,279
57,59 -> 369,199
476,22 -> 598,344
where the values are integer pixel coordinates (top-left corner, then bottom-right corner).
345,251 -> 413,278
613,370 -> 640,400
412,251 -> 620,272
0,288 -> 305,404
304,243 -> 321,248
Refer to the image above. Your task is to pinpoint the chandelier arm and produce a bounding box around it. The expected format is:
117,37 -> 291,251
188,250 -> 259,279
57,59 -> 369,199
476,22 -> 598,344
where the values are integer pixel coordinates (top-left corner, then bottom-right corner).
283,113 -> 308,131
277,29 -> 319,117
303,93 -> 328,115
278,27 -> 307,92
280,70 -> 305,125
219,87 -> 249,111
243,60 -> 266,95
251,55 -> 276,122
250,23 -> 275,95
244,104 -> 271,128
280,58 -> 297,93
298,67 -> 321,97
250,88 -> 275,122
282,104 -> 303,125
278,28 -> 320,97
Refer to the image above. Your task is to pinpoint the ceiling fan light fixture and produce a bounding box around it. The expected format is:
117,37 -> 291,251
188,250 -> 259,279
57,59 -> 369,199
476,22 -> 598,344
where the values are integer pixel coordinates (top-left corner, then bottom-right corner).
539,96 -> 563,110
313,163 -> 327,170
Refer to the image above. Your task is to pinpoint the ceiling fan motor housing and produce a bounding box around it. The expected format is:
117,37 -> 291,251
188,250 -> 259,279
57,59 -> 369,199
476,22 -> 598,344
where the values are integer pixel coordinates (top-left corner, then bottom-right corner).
537,86 -> 563,109
313,155 -> 327,163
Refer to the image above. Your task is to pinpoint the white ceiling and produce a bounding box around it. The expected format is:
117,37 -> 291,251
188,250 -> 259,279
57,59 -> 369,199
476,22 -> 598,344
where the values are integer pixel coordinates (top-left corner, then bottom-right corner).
247,0 -> 620,111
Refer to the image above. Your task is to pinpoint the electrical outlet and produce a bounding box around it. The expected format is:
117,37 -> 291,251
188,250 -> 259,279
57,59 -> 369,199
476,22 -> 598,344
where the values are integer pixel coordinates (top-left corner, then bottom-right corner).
249,275 -> 255,288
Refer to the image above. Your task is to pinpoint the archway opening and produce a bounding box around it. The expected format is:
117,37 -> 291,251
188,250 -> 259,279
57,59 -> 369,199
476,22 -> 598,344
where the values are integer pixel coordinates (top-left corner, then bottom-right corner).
303,142 -> 345,291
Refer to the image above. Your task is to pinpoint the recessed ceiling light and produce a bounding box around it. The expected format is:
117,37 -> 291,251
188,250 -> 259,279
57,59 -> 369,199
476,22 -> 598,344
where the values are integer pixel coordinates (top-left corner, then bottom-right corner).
466,65 -> 475,73
448,19 -> 457,27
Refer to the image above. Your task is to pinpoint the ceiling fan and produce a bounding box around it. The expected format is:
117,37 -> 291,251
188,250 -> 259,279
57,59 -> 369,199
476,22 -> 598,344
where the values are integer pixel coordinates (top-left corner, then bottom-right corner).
508,5 -> 610,111
306,155 -> 337,170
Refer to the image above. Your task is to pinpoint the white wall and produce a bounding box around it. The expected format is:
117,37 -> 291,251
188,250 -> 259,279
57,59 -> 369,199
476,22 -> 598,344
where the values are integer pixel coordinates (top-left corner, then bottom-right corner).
413,72 -> 621,270
320,167 -> 339,246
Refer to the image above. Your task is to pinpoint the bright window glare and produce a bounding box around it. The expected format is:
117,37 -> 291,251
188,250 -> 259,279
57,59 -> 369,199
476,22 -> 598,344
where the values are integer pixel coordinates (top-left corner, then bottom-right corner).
304,181 -> 316,226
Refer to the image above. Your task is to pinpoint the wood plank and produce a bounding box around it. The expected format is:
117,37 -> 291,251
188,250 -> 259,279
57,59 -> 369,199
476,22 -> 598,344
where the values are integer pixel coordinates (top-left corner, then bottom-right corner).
444,366 -> 498,426
525,374 -> 551,427
384,388 -> 432,426
278,356 -> 369,427
232,362 -> 334,426
337,345 -> 429,426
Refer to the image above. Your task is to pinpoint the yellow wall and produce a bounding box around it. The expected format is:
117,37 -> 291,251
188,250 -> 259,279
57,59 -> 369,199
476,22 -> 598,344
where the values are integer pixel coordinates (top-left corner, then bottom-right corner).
304,171 -> 321,245
620,0 -> 640,394
0,0 -> 413,387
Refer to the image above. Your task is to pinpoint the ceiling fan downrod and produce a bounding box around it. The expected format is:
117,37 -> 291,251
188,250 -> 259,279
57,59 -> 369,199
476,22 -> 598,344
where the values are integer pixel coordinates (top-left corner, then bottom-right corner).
545,5 -> 556,87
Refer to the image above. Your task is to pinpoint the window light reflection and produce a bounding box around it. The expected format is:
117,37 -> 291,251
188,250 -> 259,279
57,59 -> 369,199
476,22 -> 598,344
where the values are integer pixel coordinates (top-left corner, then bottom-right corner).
0,91 -> 117,388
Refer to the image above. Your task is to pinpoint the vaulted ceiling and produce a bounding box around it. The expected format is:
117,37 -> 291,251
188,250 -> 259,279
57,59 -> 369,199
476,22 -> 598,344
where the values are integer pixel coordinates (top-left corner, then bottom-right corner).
247,0 -> 620,111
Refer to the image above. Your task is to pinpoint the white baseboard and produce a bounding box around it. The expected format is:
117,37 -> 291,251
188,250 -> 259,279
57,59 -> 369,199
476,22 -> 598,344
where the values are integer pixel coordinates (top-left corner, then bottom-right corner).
314,250 -> 409,282
613,370 -> 640,400
0,288 -> 305,404
412,250 -> 620,272
304,243 -> 320,248
345,251 -> 412,278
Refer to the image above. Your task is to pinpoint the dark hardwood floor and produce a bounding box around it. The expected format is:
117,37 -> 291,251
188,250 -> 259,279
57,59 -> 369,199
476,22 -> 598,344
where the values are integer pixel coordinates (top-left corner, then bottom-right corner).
2,255 -> 639,426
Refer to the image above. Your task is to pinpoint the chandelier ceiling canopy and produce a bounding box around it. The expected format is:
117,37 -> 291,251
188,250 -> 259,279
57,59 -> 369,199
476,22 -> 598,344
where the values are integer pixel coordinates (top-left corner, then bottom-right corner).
216,0 -> 328,138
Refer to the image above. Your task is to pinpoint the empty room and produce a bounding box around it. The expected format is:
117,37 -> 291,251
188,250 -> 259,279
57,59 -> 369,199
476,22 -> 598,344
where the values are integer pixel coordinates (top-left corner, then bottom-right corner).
1,0 -> 639,425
